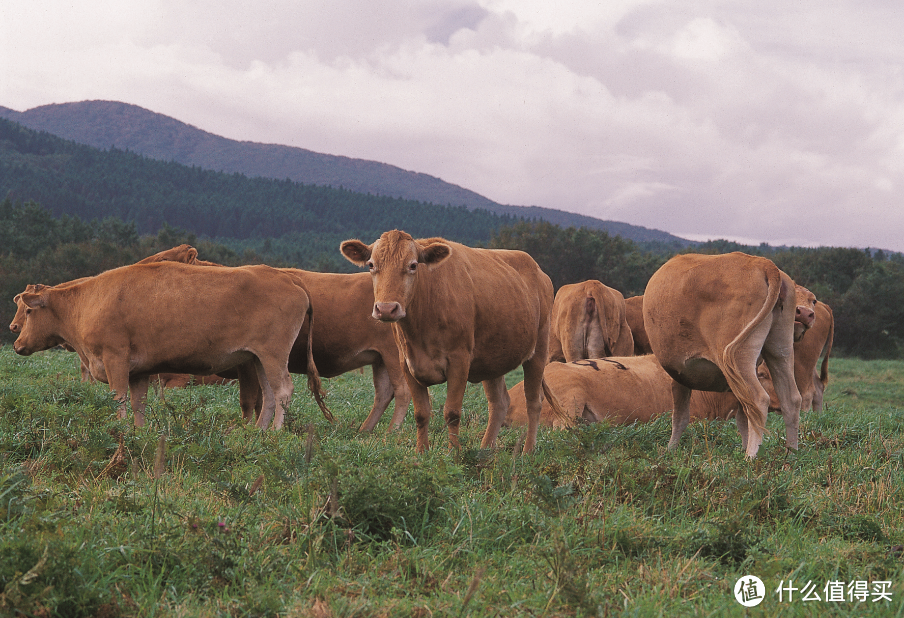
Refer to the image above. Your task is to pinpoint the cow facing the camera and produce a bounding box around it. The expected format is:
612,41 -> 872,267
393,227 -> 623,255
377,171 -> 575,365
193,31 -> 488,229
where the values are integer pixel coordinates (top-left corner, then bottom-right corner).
341,230 -> 564,454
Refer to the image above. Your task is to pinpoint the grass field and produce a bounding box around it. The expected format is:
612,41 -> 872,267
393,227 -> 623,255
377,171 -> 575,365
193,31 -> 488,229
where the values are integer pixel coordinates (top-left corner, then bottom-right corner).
1,346 -> 903,617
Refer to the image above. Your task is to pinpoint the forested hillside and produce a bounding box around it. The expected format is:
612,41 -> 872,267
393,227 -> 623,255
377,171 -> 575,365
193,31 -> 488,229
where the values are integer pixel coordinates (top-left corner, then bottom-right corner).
0,101 -> 691,244
0,117 -> 517,261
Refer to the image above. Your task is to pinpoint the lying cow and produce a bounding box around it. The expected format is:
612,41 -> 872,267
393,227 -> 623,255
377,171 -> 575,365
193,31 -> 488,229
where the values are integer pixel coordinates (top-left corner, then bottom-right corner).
624,295 -> 652,355
643,252 -> 804,459
12,261 -> 327,429
341,230 -> 565,453
505,355 -> 741,427
759,297 -> 834,412
548,280 -> 634,362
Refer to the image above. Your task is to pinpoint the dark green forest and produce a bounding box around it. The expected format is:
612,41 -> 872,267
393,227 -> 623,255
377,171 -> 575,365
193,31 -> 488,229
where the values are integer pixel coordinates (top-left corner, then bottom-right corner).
0,116 -> 517,271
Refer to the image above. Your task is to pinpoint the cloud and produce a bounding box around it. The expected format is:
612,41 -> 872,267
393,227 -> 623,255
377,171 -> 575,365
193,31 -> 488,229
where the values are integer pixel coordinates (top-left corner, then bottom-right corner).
2,0 -> 904,250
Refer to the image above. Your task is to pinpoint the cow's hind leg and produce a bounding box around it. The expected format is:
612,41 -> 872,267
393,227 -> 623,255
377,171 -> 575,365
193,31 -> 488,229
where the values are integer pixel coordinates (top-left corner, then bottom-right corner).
236,362 -> 262,424
668,380 -> 692,450
762,334 -> 802,451
255,356 -> 294,430
358,360 -> 396,433
520,354 -> 546,453
721,319 -> 776,458
250,356 -> 291,430
480,376 -> 511,449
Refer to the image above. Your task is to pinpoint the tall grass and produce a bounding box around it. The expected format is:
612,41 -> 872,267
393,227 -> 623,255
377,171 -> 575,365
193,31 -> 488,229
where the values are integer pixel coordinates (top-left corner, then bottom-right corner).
0,345 -> 903,616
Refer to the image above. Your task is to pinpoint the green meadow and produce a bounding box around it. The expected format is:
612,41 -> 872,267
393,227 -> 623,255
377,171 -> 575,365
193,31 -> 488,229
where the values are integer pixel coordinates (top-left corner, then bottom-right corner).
1,346 -> 903,617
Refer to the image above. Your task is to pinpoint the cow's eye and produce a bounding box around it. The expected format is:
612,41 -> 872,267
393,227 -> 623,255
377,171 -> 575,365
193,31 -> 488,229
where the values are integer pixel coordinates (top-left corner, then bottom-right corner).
408,262 -> 418,272
25,309 -> 31,315
366,261 -> 375,271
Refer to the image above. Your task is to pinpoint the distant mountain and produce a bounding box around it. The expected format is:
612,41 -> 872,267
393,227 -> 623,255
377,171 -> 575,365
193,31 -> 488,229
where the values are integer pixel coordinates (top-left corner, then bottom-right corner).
0,100 -> 690,246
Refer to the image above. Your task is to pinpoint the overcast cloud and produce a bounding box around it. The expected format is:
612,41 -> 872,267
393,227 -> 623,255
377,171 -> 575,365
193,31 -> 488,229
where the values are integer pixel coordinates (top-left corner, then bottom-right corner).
3,0 -> 903,250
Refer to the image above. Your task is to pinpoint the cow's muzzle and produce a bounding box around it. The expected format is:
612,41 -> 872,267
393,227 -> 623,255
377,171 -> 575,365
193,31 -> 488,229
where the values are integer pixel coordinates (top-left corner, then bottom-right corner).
795,305 -> 815,329
373,302 -> 406,322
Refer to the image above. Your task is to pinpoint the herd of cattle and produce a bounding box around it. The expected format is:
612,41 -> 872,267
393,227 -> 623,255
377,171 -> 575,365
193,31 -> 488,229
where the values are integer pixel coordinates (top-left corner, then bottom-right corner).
9,230 -> 833,460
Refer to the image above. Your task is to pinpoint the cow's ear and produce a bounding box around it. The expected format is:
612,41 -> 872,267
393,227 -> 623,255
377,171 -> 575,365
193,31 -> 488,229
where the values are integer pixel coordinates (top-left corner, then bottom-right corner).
418,242 -> 451,266
340,239 -> 373,266
20,292 -> 45,309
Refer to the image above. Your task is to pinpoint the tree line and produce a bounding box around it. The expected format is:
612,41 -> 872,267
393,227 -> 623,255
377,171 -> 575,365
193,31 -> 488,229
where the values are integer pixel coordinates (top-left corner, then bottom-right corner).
2,203 -> 902,359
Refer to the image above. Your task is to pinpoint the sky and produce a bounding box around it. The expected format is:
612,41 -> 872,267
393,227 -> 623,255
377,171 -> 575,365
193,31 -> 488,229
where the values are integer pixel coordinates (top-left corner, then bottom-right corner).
2,1 -> 904,251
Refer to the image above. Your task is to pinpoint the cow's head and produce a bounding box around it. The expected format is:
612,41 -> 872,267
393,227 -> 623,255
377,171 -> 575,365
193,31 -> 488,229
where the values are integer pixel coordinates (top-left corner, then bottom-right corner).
9,284 -> 47,334
12,287 -> 63,356
793,285 -> 817,341
341,230 -> 452,322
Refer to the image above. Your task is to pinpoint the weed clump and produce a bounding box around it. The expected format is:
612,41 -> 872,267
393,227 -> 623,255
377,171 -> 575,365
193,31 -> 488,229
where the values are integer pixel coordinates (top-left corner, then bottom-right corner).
339,462 -> 453,542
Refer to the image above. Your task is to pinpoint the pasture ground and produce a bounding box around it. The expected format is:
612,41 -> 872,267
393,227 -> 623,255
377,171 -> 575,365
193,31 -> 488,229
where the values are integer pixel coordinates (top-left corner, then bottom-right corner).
1,346 -> 903,617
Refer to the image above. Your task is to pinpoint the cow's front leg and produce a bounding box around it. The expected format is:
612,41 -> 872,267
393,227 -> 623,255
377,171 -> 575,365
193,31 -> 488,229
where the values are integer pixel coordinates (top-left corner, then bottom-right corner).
402,361 -> 433,453
442,361 -> 470,451
481,376 -> 510,449
129,375 -> 150,427
358,360 -> 396,433
236,362 -> 262,423
104,355 -> 134,424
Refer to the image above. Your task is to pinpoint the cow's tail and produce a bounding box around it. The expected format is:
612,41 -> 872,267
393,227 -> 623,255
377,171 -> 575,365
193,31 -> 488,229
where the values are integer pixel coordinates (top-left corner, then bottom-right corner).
818,305 -> 835,392
720,263 -> 785,438
303,302 -> 334,423
542,377 -> 572,428
582,294 -> 612,358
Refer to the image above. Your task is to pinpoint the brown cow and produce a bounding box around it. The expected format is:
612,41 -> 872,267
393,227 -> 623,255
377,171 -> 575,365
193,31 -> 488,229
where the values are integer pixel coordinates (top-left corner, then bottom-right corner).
643,252 -> 803,459
759,299 -> 834,412
548,280 -> 634,362
12,261 -> 327,429
133,247 -> 412,431
505,355 -> 741,427
624,295 -> 652,355
275,270 -> 412,432
340,230 -> 564,453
